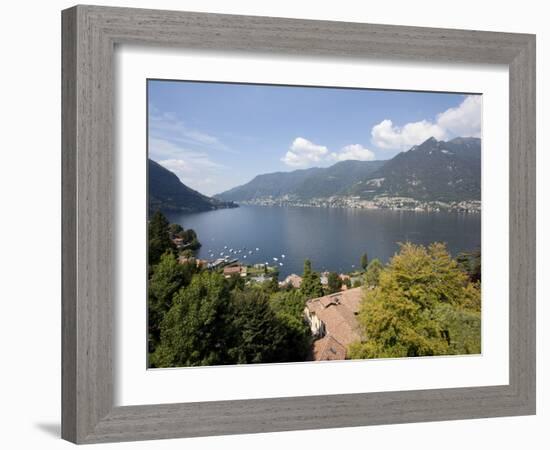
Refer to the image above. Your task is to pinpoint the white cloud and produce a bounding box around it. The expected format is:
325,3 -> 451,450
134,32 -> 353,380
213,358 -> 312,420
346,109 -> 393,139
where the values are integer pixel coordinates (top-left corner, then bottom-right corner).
371,95 -> 481,150
281,137 -> 329,167
436,95 -> 482,138
281,139 -> 376,167
331,144 -> 375,162
371,119 -> 446,150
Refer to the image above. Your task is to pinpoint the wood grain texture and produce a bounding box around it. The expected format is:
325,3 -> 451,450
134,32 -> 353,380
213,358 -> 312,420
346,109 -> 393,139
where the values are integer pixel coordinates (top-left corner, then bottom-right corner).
61,7 -> 77,443
61,5 -> 536,444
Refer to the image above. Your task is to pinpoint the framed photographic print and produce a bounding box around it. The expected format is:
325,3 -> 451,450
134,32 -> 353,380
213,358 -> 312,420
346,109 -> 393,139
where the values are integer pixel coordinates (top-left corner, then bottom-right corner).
62,5 -> 536,444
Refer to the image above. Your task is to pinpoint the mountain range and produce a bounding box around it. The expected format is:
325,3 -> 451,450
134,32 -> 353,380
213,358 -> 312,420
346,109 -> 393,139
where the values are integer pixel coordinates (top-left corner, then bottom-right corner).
148,159 -> 237,213
216,137 -> 481,203
215,159 -> 385,202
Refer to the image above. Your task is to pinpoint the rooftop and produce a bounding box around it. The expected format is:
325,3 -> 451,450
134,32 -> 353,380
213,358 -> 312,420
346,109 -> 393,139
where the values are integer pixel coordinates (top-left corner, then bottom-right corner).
312,335 -> 347,361
223,265 -> 242,275
306,287 -> 363,347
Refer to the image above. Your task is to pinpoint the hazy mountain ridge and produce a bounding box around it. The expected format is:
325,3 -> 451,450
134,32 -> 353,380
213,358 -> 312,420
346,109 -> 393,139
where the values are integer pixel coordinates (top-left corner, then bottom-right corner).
148,159 -> 237,213
215,160 -> 385,202
215,166 -> 324,202
216,137 -> 481,204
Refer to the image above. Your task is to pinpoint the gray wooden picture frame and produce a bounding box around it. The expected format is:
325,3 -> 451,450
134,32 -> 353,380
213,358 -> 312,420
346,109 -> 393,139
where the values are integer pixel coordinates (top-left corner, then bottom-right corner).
61,5 -> 536,444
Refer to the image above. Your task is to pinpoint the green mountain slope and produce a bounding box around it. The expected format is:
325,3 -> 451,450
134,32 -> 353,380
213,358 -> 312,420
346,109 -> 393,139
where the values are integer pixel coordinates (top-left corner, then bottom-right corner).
350,137 -> 481,202
148,159 -> 237,213
216,160 -> 385,201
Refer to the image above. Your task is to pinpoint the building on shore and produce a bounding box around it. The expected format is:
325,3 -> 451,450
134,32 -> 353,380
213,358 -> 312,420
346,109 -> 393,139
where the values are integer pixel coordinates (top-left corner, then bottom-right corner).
339,274 -> 351,290
223,264 -> 247,278
177,255 -> 207,268
312,335 -> 347,361
304,287 -> 363,361
279,274 -> 303,289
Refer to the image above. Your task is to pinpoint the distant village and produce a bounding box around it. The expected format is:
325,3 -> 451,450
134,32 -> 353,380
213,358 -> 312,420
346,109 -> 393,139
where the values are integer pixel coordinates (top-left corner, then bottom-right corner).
239,195 -> 481,213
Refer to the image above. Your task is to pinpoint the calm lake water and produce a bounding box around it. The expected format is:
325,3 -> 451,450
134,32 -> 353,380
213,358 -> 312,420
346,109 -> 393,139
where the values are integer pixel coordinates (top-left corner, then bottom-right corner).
166,205 -> 481,278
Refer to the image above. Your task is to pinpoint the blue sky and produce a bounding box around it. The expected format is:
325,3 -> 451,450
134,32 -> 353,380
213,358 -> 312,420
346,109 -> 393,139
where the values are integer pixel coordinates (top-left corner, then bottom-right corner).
148,80 -> 481,195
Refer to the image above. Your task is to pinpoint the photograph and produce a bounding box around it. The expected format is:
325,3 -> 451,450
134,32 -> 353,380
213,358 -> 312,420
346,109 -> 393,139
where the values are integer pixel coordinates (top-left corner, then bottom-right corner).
147,80 -> 482,367
1,0 -> 542,447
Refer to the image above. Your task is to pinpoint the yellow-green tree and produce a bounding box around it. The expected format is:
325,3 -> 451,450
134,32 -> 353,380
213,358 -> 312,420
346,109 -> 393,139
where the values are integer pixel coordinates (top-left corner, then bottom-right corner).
349,242 -> 481,359
365,258 -> 383,287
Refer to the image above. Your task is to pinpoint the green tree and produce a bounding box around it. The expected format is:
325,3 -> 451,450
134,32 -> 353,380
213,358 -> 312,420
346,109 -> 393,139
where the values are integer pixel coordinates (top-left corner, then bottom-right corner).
168,223 -> 183,236
360,252 -> 369,271
349,242 -> 481,359
148,251 -> 198,353
269,290 -> 312,361
300,259 -> 323,299
434,303 -> 481,354
180,228 -> 201,251
264,276 -> 280,294
226,273 -> 245,292
227,290 -> 285,364
180,249 -> 195,258
148,211 -> 175,265
365,258 -> 383,287
151,272 -> 231,367
270,289 -> 307,318
456,249 -> 481,283
327,272 -> 342,294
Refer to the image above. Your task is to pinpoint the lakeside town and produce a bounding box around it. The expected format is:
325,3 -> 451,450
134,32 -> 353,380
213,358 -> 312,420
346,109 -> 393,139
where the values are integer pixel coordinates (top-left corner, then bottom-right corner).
238,195 -> 481,213
162,213 -> 377,362
182,250 -> 365,361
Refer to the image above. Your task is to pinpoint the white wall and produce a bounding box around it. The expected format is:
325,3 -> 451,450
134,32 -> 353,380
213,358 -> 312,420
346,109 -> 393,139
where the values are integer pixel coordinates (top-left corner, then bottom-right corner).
0,0 -> 546,448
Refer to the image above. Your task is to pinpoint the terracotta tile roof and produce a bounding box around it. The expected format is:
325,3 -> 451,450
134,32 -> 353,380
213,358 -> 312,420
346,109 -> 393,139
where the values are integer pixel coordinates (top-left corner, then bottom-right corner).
282,274 -> 302,289
312,335 -> 347,361
306,287 -> 363,347
223,265 -> 242,275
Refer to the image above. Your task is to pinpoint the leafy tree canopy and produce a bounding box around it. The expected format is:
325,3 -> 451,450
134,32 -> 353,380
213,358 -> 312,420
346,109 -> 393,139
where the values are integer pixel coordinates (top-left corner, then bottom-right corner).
327,272 -> 342,294
168,223 -> 184,235
349,242 -> 481,359
148,211 -> 175,266
456,249 -> 481,283
151,271 -> 231,367
148,251 -> 199,352
227,290 -> 285,364
269,290 -> 312,361
300,259 -> 323,299
365,258 -> 383,287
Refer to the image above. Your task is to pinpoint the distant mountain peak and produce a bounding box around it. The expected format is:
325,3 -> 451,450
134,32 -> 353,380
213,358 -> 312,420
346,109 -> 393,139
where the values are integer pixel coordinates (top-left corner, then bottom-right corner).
349,136 -> 481,202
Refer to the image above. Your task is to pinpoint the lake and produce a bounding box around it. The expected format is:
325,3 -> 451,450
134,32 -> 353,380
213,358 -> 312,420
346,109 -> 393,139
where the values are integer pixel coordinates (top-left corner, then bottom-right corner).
166,205 -> 481,278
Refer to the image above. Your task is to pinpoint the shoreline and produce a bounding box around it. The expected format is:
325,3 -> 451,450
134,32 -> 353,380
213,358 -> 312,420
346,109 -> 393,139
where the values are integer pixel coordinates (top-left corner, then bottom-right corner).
235,197 -> 482,214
